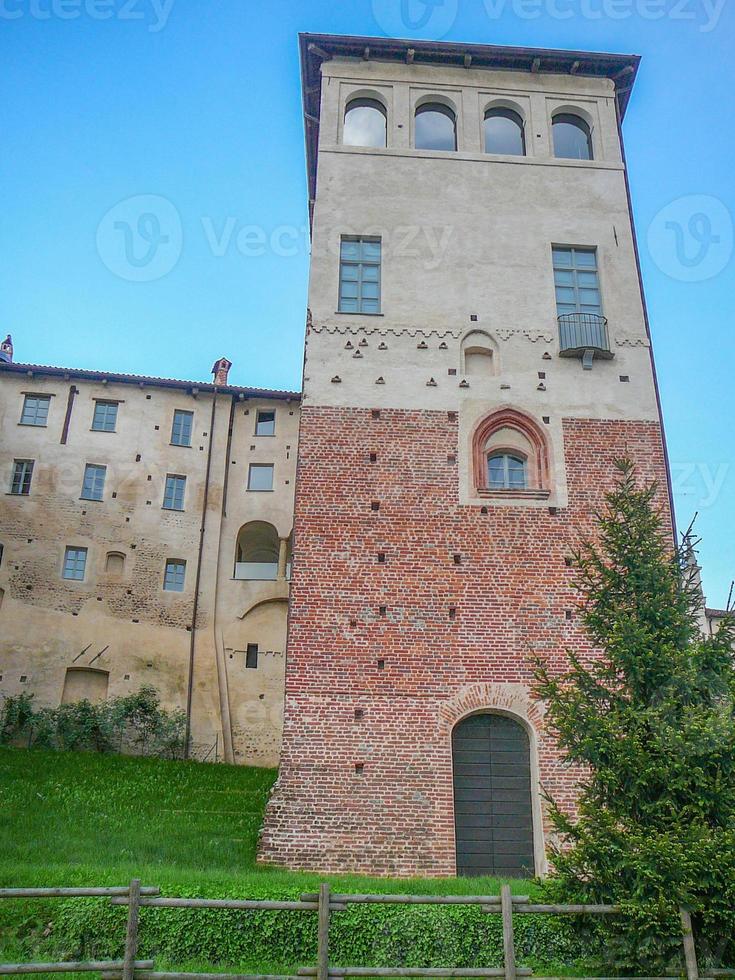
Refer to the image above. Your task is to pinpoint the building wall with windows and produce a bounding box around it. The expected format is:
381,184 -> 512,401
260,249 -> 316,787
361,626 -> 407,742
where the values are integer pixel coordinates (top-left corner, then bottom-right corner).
0,362 -> 300,765
259,36 -> 675,876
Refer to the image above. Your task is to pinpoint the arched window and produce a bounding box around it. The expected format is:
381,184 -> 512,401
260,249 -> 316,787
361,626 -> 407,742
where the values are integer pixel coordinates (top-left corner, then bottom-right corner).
415,103 -> 456,151
488,452 -> 527,490
105,551 -> 125,577
484,107 -> 525,156
453,712 -> 535,877
472,409 -> 550,497
461,330 -> 498,378
343,98 -> 387,148
552,113 -> 593,160
235,521 -> 280,581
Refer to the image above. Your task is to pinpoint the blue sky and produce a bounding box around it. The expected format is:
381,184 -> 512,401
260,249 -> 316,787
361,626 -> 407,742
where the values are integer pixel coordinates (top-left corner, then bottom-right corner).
1,0 -> 733,603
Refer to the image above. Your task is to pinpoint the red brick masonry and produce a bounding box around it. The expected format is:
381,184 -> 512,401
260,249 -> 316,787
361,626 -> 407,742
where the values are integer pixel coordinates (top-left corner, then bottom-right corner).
259,407 -> 671,876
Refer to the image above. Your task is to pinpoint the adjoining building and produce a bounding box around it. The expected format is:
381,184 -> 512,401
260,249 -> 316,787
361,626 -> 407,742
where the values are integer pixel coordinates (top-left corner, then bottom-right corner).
0,350 -> 299,765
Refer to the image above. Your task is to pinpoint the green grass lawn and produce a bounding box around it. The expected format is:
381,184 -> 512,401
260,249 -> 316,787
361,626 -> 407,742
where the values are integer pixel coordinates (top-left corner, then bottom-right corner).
2,748 -> 578,978
0,746 -> 532,896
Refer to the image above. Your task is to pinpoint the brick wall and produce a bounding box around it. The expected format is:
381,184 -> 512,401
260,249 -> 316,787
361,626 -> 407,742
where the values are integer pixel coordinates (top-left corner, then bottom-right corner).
259,406 -> 671,875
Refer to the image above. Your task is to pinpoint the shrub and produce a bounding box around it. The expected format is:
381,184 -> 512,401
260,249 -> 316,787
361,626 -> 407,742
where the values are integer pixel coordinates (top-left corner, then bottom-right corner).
0,686 -> 186,759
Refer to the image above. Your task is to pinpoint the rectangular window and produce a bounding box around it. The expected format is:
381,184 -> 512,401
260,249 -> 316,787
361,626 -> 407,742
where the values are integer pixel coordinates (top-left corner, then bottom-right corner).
171,409 -> 193,447
552,247 -> 601,316
338,236 -> 381,314
163,559 -> 186,592
247,463 -> 274,492
20,394 -> 51,427
81,464 -> 107,501
163,474 -> 186,511
91,400 -> 119,432
245,643 -> 259,669
63,546 -> 88,581
10,459 -> 34,495
255,410 -> 276,436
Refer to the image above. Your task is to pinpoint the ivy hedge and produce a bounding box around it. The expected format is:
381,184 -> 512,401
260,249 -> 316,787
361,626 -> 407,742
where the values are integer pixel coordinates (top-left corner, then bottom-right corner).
12,889 -> 597,975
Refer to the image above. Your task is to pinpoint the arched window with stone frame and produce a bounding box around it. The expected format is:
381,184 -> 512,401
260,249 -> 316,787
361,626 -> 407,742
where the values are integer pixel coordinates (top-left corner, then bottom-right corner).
472,408 -> 551,498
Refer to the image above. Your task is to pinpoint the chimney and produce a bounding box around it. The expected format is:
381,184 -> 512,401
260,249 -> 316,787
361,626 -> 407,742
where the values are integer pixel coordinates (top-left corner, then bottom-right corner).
211,357 -> 232,386
0,334 -> 13,364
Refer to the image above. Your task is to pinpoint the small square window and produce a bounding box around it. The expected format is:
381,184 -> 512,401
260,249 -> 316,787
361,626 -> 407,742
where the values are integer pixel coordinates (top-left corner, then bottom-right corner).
63,546 -> 88,581
171,409 -> 193,447
163,559 -> 186,592
91,401 -> 119,432
10,459 -> 34,495
81,464 -> 106,501
20,394 -> 51,426
247,464 -> 274,492
245,643 -> 259,669
255,410 -> 276,436
163,474 -> 186,510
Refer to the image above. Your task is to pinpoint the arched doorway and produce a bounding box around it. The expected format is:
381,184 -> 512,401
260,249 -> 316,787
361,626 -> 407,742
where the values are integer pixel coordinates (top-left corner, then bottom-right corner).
452,712 -> 535,877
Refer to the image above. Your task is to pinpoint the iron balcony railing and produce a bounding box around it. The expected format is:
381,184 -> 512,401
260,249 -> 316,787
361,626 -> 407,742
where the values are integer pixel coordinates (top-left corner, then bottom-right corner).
557,312 -> 613,359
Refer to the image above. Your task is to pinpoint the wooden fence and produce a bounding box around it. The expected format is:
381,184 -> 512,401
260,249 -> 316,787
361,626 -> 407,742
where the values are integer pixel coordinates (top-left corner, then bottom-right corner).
0,880 -> 732,980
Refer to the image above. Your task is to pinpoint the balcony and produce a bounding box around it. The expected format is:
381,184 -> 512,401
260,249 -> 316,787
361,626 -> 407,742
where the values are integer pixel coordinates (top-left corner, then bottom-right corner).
234,562 -> 291,582
557,313 -> 613,369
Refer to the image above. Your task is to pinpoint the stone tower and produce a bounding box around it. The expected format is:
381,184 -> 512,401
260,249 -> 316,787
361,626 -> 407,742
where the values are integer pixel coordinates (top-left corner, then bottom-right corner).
260,34 -> 673,876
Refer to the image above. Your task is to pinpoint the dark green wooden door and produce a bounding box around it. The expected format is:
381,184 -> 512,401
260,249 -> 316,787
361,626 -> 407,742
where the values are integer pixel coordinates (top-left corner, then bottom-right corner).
452,713 -> 535,877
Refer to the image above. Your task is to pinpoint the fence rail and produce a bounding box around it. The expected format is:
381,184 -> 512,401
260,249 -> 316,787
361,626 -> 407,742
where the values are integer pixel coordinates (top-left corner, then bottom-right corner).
0,879 -> 727,980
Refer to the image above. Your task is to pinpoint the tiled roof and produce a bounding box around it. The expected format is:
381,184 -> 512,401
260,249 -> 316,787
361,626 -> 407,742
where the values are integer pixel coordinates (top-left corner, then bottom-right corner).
0,360 -> 301,400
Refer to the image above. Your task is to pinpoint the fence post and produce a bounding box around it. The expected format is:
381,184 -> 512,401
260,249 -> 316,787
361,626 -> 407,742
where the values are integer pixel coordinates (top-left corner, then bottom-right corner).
317,882 -> 331,980
122,878 -> 141,980
680,907 -> 699,980
500,885 -> 516,980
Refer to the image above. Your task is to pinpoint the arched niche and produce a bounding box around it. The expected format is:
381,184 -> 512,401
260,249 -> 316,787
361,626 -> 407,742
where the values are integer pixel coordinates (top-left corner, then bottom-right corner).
461,330 -> 498,378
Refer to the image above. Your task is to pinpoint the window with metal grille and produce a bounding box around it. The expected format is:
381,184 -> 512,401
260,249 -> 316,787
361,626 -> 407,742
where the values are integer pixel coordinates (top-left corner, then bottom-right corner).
20,394 -> 51,426
63,547 -> 88,581
255,410 -> 276,436
247,464 -> 274,492
245,644 -> 259,669
10,459 -> 34,495
487,453 -> 527,490
163,474 -> 186,510
552,247 -> 601,316
91,400 -> 118,432
81,464 -> 106,501
163,559 -> 186,592
171,409 -> 193,447
338,237 -> 381,314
